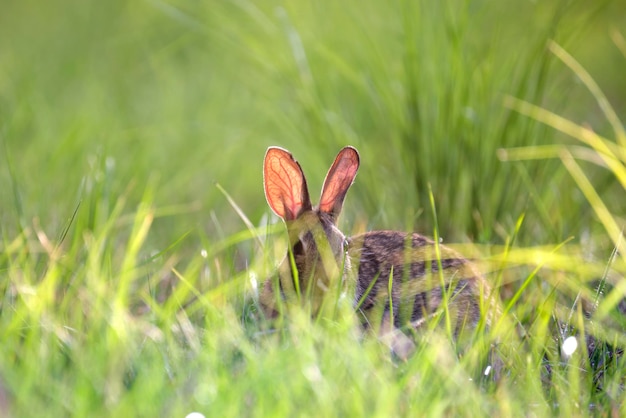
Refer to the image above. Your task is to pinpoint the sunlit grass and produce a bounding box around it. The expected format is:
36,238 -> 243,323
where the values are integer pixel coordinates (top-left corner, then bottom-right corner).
500,36 -> 626,312
0,0 -> 625,416
498,35 -> 626,415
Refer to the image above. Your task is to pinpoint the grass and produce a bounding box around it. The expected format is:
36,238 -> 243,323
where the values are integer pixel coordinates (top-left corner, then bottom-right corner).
1,0 -> 625,416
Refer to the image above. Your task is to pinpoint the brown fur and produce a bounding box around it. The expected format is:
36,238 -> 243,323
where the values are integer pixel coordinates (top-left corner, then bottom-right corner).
261,146 -> 495,347
348,231 -> 486,335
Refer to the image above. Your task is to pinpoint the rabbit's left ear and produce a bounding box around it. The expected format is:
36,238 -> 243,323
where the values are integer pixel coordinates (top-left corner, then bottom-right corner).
319,146 -> 360,219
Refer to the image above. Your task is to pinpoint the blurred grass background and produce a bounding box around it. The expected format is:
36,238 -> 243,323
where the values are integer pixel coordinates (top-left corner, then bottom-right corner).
1,0 -> 623,245
1,0 -> 625,416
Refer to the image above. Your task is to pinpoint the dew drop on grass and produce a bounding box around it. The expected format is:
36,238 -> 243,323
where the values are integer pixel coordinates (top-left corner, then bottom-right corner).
562,336 -> 578,357
483,365 -> 492,376
200,249 -> 208,258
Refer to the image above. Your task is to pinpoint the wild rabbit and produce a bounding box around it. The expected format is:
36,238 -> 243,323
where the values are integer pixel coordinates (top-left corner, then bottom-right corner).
261,146 -> 496,351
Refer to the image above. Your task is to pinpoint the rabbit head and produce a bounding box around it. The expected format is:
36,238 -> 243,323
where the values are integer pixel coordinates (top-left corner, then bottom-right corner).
261,146 -> 360,316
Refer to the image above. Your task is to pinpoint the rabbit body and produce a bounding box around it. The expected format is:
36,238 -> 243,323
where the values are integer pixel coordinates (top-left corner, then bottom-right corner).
348,230 -> 484,334
261,146 -> 490,337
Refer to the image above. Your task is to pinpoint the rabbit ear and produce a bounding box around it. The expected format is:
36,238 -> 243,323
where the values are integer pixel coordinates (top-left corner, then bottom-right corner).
319,146 -> 360,218
263,147 -> 312,221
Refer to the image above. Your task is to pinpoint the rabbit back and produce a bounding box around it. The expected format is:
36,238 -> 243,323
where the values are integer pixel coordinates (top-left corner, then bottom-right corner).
348,230 -> 488,334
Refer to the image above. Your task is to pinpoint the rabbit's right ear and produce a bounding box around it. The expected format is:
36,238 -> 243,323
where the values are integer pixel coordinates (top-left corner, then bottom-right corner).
319,146 -> 360,219
263,147 -> 312,221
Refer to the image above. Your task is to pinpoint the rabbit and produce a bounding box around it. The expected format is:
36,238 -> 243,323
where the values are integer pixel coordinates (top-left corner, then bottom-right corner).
261,145 -> 496,352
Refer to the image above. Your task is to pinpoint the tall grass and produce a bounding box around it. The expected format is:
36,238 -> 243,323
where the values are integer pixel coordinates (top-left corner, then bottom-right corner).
0,0 -> 625,416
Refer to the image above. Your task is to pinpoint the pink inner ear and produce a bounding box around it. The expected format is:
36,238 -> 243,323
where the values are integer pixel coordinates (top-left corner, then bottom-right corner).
319,147 -> 359,215
263,148 -> 310,221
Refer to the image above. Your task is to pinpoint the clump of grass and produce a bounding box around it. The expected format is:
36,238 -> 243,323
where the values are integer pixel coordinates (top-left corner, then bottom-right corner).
499,34 -> 626,413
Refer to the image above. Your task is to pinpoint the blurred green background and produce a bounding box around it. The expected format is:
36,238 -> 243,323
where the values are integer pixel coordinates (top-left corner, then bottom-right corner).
1,1 -> 626,416
1,0 -> 624,250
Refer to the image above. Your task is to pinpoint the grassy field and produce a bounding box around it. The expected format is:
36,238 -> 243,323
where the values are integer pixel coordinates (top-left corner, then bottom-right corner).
1,0 -> 625,416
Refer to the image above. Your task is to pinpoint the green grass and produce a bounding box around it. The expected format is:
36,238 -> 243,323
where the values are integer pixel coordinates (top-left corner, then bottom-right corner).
1,0 -> 625,416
